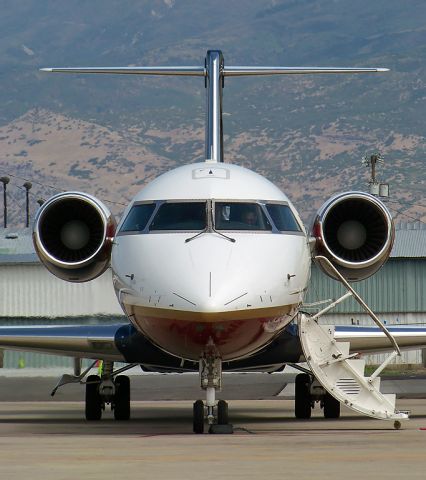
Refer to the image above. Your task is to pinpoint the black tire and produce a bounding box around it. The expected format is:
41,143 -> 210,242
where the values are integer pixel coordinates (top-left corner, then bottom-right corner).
295,373 -> 312,419
114,375 -> 131,421
323,392 -> 340,419
85,375 -> 102,421
217,400 -> 229,425
193,400 -> 204,434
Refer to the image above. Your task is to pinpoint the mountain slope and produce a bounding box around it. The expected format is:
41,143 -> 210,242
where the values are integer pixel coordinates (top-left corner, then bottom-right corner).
1,0 -> 425,226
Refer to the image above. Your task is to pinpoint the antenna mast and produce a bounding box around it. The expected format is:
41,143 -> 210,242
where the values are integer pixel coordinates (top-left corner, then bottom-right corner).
363,152 -> 389,197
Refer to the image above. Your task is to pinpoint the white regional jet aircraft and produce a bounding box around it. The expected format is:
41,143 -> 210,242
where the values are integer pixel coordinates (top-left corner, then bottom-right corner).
2,50 -> 426,433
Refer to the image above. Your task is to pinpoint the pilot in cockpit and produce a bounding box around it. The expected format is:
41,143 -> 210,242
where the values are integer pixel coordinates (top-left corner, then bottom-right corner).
242,210 -> 257,227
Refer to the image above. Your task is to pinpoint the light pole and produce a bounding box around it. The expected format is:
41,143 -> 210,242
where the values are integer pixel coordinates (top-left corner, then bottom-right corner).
0,176 -> 10,228
23,181 -> 32,228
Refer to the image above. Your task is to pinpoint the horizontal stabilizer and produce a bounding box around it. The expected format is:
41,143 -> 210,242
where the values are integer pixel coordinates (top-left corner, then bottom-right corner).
223,66 -> 389,75
40,66 -> 389,76
40,66 -> 205,76
39,49 -> 389,165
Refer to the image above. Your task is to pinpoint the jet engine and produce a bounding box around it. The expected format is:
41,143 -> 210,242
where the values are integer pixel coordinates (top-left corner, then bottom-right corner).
33,192 -> 116,282
311,192 -> 394,282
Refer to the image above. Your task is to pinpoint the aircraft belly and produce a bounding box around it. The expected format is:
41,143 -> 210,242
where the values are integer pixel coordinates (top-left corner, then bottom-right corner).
123,303 -> 298,361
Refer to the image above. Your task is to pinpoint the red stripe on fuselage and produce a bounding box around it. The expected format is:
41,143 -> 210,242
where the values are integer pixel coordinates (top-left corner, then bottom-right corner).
124,303 -> 297,361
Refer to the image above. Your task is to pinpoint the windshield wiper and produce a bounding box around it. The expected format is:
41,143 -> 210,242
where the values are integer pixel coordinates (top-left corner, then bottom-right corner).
185,227 -> 208,243
211,225 -> 236,243
185,201 -> 236,243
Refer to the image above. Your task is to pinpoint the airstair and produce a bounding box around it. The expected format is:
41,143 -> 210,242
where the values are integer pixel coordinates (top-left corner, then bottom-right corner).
298,256 -> 408,423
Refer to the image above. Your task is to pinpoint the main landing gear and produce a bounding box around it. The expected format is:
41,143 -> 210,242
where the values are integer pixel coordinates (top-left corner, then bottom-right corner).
85,361 -> 133,421
51,359 -> 137,421
294,372 -> 341,419
193,341 -> 233,434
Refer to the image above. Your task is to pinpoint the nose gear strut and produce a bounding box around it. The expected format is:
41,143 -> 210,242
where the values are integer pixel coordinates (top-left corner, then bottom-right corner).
193,340 -> 233,434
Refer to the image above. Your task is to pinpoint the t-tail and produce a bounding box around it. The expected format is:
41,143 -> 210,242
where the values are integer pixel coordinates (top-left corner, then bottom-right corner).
41,50 -> 389,164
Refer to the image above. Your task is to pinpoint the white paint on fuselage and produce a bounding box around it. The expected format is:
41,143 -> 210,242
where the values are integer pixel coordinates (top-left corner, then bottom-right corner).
111,162 -> 311,352
113,231 -> 309,313
124,163 -> 291,204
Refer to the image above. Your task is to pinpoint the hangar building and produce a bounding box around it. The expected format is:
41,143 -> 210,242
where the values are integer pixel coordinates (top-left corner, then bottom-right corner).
0,223 -> 425,367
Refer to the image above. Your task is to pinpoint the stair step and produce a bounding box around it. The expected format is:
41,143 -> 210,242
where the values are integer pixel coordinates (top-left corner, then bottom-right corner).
298,314 -> 408,421
346,358 -> 366,377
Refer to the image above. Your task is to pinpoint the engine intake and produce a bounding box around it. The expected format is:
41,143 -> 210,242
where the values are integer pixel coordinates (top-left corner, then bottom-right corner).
312,192 -> 394,282
33,192 -> 116,282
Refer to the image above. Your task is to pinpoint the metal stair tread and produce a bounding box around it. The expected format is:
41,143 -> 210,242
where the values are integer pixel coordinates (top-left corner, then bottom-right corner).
298,314 -> 408,421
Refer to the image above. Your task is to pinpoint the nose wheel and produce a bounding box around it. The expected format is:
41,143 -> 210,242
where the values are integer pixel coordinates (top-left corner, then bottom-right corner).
192,399 -> 231,434
217,399 -> 229,425
193,400 -> 205,434
193,342 -> 233,434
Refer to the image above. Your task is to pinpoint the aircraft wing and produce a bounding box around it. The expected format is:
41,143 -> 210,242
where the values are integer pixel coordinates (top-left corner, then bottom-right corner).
0,324 -> 128,361
1,323 -> 426,368
335,325 -> 426,354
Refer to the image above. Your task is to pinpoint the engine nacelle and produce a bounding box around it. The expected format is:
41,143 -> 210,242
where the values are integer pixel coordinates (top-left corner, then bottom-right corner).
33,192 -> 116,282
312,192 -> 394,282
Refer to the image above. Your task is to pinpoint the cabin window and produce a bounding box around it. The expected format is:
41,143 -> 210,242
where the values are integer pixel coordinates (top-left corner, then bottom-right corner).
149,202 -> 207,231
266,204 -> 301,232
214,202 -> 272,231
120,203 -> 156,232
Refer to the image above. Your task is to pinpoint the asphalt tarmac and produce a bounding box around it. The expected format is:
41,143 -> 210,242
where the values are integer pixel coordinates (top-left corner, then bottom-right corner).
0,399 -> 425,479
0,371 -> 290,401
0,372 -> 426,479
0,370 -> 425,401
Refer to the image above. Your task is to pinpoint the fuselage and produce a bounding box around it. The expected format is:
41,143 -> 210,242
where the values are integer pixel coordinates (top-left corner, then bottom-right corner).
111,162 -> 311,361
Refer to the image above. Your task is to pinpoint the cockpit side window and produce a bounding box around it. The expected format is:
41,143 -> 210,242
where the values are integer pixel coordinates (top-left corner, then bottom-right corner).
266,204 -> 301,232
214,202 -> 272,231
149,202 -> 206,231
120,203 -> 156,232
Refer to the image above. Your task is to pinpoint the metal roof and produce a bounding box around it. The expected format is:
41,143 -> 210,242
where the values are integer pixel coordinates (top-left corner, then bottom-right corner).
390,222 -> 426,258
0,229 -> 38,264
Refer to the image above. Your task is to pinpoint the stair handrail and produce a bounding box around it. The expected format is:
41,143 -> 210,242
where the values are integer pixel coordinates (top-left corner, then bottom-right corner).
313,256 -> 401,356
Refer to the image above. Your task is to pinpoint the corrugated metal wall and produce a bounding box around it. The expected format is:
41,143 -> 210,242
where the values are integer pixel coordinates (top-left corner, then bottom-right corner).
1,258 -> 425,367
305,260 -> 426,313
304,260 -> 426,365
0,265 -> 123,317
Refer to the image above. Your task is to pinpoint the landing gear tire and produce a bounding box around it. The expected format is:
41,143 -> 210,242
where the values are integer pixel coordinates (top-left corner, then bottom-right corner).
114,375 -> 130,420
193,400 -> 205,434
295,373 -> 312,419
217,400 -> 229,425
85,375 -> 102,421
323,392 -> 340,419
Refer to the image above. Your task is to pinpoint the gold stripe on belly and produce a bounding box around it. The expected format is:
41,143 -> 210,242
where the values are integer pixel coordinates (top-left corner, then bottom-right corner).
126,304 -> 297,322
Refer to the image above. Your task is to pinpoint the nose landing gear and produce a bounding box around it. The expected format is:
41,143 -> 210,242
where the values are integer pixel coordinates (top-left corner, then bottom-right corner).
193,342 -> 233,434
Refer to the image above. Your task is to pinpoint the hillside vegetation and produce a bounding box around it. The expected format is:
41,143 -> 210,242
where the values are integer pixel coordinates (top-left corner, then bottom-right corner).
1,0 -> 425,226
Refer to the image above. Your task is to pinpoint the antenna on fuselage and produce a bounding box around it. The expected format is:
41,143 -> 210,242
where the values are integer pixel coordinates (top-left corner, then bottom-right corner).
41,50 -> 389,164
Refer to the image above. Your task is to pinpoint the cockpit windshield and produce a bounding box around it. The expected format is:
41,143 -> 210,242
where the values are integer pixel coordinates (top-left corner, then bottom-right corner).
120,203 -> 156,232
149,202 -> 207,231
265,203 -> 301,232
118,199 -> 302,235
214,202 -> 272,231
